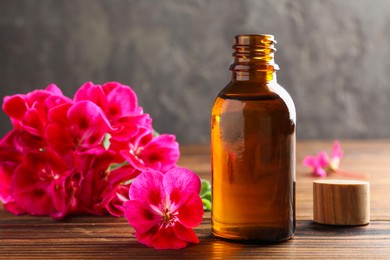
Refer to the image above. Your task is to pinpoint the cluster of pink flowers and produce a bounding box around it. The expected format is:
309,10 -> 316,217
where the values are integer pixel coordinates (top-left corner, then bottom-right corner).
0,82 -> 204,249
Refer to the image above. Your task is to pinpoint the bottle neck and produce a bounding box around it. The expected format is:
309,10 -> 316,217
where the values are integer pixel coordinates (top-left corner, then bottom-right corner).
230,34 -> 279,82
231,70 -> 277,82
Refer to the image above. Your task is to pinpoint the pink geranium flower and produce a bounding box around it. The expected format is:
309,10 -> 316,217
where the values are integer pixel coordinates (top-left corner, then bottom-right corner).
2,84 -> 72,150
11,149 -> 76,219
97,165 -> 141,217
74,148 -> 115,216
117,126 -> 180,173
74,82 -> 149,131
303,141 -> 343,177
303,151 -> 329,177
303,141 -> 366,179
123,168 -> 204,249
2,84 -> 70,131
0,130 -> 23,204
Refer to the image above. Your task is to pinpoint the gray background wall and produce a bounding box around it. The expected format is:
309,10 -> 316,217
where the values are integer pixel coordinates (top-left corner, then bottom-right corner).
1,0 -> 390,144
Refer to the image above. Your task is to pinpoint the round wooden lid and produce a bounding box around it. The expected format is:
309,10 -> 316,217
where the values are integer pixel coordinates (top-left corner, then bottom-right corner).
313,180 -> 370,226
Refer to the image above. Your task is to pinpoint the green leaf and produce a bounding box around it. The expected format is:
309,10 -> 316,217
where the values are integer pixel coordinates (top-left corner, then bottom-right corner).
202,191 -> 211,202
202,198 -> 212,211
199,179 -> 212,211
200,179 -> 211,197
109,161 -> 129,172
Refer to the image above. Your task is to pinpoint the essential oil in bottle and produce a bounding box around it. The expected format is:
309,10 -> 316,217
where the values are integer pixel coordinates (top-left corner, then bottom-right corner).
211,34 -> 296,242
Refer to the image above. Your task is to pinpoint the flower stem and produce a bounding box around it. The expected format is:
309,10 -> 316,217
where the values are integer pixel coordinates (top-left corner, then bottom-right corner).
332,169 -> 369,180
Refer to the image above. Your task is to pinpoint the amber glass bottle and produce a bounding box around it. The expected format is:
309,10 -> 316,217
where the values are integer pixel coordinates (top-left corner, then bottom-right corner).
211,34 -> 296,242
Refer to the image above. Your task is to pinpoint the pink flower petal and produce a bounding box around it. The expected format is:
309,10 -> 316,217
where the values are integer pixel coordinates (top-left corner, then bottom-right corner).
45,83 -> 64,96
116,114 -> 152,130
163,168 -> 203,227
98,184 -> 129,217
109,114 -> 152,142
0,167 -> 14,203
141,134 -> 180,173
106,165 -> 139,186
98,165 -> 140,217
331,141 -> 343,159
105,83 -> 142,119
67,100 -> 111,147
45,123 -> 74,156
47,102 -> 72,125
313,166 -> 327,177
149,226 -> 189,250
26,89 -> 52,106
163,167 -> 201,199
302,155 -> 316,167
109,123 -> 139,142
128,170 -> 165,206
123,200 -> 162,234
2,95 -> 27,122
0,129 -> 23,164
76,151 -> 114,215
21,108 -> 44,136
120,149 -> 149,172
3,200 -> 25,215
173,222 -> 199,244
12,163 -> 53,216
0,131 -> 23,205
73,82 -> 108,111
175,192 -> 204,228
44,95 -> 72,111
50,171 -> 81,219
317,151 -> 330,167
133,228 -> 158,248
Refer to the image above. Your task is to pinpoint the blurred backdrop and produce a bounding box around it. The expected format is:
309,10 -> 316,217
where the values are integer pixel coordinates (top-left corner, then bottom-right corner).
1,0 -> 390,144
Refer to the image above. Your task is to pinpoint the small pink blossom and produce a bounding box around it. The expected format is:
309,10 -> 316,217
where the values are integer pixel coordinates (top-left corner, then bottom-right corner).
118,127 -> 179,173
67,101 -> 112,148
10,149 -> 74,218
75,149 -> 114,216
303,151 -> 329,177
74,82 -> 148,131
3,85 -> 71,136
123,168 -> 204,249
97,165 -> 141,217
303,141 -> 344,177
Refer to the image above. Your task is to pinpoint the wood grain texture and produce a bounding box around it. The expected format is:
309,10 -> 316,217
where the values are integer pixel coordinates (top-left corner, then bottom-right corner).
313,180 -> 370,225
1,140 -> 390,258
1,212 -> 390,259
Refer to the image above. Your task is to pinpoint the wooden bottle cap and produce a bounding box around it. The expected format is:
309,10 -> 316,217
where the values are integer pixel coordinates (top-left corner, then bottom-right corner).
313,180 -> 370,226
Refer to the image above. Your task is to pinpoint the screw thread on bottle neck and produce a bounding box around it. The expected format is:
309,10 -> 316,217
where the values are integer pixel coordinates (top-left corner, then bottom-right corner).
230,34 -> 279,81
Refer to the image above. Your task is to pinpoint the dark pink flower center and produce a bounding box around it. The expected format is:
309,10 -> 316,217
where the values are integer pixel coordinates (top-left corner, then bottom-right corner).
162,208 -> 177,228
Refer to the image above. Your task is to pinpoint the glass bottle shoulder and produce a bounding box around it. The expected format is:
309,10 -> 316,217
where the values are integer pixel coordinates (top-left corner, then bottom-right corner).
212,80 -> 296,123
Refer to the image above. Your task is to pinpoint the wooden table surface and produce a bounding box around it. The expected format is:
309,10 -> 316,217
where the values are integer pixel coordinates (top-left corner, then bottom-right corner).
1,140 -> 390,259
